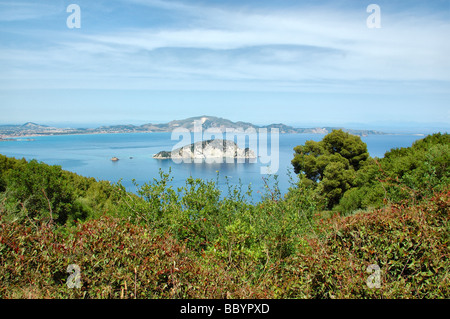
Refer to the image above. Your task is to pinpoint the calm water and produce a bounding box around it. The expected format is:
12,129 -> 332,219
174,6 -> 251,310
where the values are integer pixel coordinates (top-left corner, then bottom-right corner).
0,132 -> 425,201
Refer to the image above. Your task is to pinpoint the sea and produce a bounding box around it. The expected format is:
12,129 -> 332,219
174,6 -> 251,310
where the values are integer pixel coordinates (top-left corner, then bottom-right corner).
0,132 -> 426,202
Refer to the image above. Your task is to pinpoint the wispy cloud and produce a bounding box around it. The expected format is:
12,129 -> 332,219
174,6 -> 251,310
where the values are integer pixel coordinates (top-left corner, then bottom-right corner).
0,0 -> 449,93
0,1 -> 64,21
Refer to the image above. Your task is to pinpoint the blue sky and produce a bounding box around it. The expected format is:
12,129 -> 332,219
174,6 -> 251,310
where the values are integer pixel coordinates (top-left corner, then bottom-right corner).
0,0 -> 449,132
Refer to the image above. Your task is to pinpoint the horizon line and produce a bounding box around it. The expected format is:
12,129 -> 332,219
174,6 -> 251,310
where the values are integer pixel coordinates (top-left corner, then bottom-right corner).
1,116 -> 449,135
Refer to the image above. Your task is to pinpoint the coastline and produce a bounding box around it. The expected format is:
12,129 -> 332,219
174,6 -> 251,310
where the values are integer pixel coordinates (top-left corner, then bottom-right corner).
0,130 -> 423,142
0,130 -> 163,140
0,117 -> 394,140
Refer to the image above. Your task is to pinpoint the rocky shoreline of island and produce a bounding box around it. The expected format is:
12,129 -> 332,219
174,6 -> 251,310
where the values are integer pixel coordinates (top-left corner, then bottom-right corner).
153,139 -> 256,160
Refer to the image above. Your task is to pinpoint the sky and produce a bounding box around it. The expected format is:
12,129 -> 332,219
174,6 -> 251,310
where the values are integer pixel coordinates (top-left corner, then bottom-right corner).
0,0 -> 449,132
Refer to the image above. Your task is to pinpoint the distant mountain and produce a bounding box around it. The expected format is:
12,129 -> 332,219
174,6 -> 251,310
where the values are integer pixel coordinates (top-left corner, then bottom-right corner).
0,116 -> 387,139
93,116 -> 256,133
21,122 -> 49,129
166,116 -> 256,132
145,116 -> 386,136
0,122 -> 78,139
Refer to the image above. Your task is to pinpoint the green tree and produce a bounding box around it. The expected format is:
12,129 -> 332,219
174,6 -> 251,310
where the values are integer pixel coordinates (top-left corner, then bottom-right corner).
4,159 -> 74,223
291,129 -> 370,209
336,132 -> 449,214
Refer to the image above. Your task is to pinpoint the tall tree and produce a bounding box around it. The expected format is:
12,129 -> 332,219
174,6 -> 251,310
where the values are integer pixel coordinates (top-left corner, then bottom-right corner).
291,129 -> 370,208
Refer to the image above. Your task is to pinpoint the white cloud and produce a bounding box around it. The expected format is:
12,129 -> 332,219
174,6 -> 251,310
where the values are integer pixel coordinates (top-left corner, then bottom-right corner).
0,0 -> 449,91
0,1 -> 63,21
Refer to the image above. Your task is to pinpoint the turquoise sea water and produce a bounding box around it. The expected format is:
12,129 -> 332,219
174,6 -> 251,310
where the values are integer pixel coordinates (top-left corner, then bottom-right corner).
0,132 -> 425,201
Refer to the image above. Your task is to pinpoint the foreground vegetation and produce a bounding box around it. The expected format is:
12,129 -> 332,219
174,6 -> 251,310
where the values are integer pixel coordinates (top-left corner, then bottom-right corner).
0,131 -> 448,298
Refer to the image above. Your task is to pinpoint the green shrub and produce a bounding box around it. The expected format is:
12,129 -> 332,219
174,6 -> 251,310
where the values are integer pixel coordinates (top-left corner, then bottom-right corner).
281,190 -> 449,298
0,132 -> 448,299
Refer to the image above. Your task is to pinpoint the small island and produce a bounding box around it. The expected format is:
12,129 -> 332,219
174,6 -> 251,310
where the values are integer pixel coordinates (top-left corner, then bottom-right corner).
153,139 -> 256,160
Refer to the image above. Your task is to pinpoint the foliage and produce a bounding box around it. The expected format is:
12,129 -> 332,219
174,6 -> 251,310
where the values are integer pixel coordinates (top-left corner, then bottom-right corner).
281,190 -> 449,298
0,131 -> 448,299
336,132 -> 449,214
0,154 -> 119,225
0,216 -> 200,298
1,186 -> 447,299
291,129 -> 370,208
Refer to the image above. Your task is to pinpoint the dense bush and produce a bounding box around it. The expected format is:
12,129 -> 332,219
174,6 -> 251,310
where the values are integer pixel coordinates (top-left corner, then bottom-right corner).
281,190 -> 449,298
1,188 -> 447,299
0,132 -> 448,299
337,133 -> 449,214
0,216 -> 201,298
0,154 -> 119,225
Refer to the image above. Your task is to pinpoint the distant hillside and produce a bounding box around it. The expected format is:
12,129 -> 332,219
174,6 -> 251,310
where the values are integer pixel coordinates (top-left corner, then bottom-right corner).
101,116 -> 387,136
0,123 -> 78,139
0,116 -> 387,139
